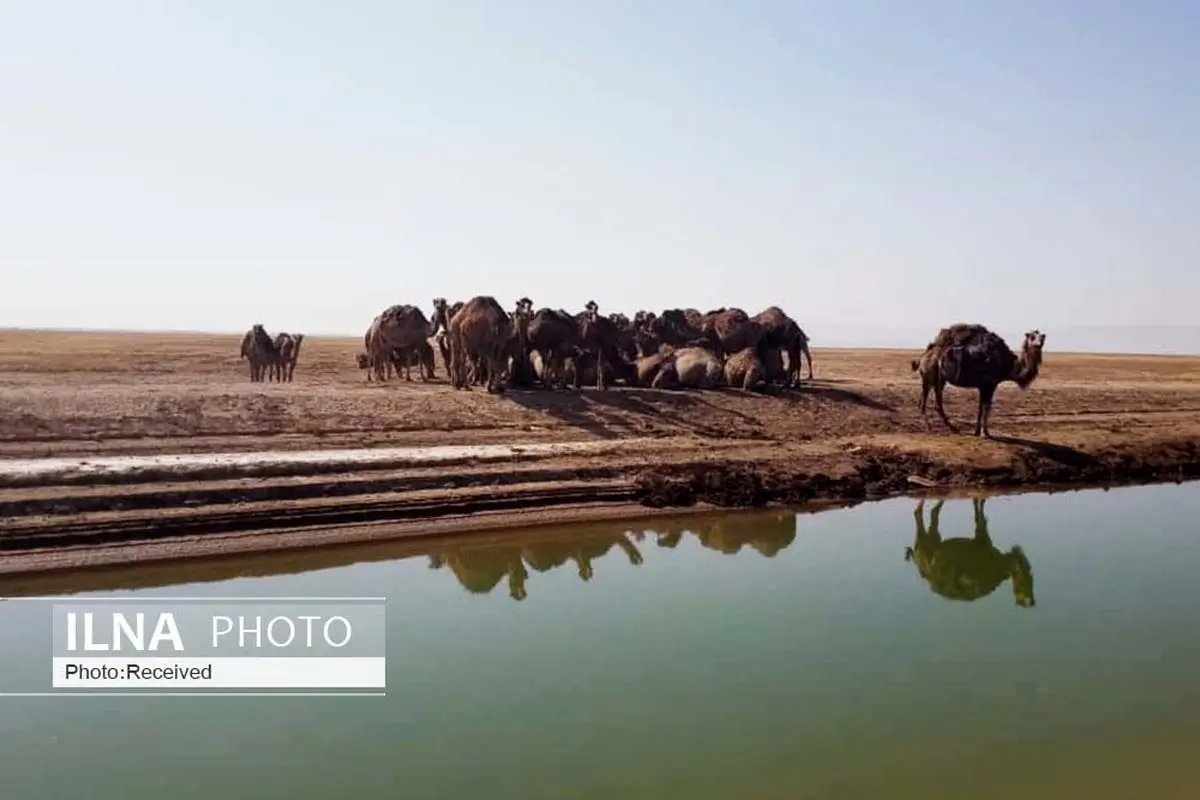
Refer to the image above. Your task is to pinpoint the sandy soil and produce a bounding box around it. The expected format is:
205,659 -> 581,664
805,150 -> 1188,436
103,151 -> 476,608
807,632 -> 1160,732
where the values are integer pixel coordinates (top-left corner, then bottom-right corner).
1,328 -> 1198,576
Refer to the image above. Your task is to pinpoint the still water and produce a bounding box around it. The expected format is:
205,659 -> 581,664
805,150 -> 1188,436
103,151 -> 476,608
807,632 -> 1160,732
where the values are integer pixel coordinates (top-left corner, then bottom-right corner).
2,482 -> 1199,799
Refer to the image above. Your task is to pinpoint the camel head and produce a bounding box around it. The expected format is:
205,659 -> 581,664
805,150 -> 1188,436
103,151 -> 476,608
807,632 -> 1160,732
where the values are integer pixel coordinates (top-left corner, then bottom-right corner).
355,351 -> 369,369
431,297 -> 449,329
515,297 -> 533,315
633,310 -> 656,330
1023,330 -> 1046,359
584,300 -> 599,320
1013,330 -> 1046,389
1008,545 -> 1035,608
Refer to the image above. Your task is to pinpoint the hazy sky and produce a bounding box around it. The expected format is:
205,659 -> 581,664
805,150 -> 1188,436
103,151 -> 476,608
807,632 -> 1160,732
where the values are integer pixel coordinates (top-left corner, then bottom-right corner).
2,1 -> 1197,351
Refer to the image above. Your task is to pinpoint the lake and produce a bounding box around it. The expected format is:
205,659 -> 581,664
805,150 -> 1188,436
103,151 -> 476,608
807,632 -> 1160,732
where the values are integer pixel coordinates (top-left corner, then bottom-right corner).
2,482 -> 1199,799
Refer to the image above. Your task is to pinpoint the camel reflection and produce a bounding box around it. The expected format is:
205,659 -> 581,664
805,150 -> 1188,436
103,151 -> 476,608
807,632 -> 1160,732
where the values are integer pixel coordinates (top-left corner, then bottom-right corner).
427,529 -> 645,601
906,498 -> 1035,607
427,511 -> 798,600
650,510 -> 796,557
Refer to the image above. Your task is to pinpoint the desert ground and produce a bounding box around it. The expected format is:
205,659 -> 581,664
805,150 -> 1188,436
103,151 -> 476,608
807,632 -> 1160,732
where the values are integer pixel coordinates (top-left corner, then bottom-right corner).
1,328 -> 1198,575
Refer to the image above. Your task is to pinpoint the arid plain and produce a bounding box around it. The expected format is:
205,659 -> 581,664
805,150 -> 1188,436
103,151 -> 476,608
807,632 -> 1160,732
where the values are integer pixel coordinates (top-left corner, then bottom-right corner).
1,329 -> 1198,575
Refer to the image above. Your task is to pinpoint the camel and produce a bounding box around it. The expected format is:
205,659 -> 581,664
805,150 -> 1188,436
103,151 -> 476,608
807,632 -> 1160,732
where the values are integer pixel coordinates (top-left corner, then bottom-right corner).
269,333 -> 304,382
524,307 -> 583,389
239,324 -> 276,382
634,352 -> 673,387
905,498 -> 1034,607
506,298 -> 539,389
365,300 -> 447,382
911,325 -> 1047,437
723,347 -> 766,391
575,301 -> 635,390
699,307 -> 763,356
447,295 -> 512,393
434,299 -> 465,375
752,306 -> 812,385
390,341 -> 437,381
651,346 -> 725,390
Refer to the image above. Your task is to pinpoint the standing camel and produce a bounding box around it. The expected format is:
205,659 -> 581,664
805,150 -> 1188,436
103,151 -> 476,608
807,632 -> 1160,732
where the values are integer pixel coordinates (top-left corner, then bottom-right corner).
239,324 -> 277,382
447,295 -> 512,393
911,325 -> 1046,437
269,333 -> 305,382
364,299 -> 448,383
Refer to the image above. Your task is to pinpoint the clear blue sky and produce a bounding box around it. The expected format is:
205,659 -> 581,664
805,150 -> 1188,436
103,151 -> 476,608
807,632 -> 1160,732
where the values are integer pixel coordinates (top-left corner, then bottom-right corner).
2,1 -> 1197,352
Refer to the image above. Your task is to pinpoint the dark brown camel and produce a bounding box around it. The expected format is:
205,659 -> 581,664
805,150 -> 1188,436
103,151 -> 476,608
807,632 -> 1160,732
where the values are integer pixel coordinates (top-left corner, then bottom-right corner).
912,325 -> 1047,437
574,301 -> 636,390
699,307 -> 763,356
239,324 -> 276,382
269,332 -> 304,382
365,300 -> 448,382
752,306 -> 812,385
525,306 -> 584,389
448,295 -> 512,393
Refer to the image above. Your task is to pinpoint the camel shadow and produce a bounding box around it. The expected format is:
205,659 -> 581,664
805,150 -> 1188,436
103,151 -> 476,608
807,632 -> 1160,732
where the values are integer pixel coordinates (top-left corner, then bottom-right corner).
505,386 -> 770,439
503,389 -> 633,440
758,381 -> 895,412
992,436 -> 1097,468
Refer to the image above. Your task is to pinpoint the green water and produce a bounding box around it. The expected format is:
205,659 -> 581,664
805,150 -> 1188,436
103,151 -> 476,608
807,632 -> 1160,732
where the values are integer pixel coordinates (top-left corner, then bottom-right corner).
3,483 -> 1200,799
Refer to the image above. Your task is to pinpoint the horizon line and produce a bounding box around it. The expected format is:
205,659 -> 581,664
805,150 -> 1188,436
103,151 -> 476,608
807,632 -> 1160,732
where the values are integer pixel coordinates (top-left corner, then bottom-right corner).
2,325 -> 1196,358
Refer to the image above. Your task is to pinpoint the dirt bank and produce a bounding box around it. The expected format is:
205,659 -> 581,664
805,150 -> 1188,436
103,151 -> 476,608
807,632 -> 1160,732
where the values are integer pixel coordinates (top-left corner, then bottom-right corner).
1,329 -> 1198,577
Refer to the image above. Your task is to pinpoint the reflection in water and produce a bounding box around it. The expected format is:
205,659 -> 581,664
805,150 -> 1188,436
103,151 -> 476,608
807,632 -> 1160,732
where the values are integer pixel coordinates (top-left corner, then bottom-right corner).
428,530 -> 647,601
428,511 -> 797,600
650,510 -> 796,556
906,498 -> 1035,607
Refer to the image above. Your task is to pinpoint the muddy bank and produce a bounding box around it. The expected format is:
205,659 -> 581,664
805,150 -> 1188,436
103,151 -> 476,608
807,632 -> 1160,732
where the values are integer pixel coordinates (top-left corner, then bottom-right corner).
1,432 -> 1196,578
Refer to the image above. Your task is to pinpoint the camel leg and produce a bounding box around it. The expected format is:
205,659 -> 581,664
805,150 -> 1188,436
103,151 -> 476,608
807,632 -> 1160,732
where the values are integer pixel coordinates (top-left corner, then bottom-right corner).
616,535 -> 644,565
928,499 -> 944,539
976,384 -> 996,437
972,497 -> 993,546
933,379 -> 958,433
596,352 -> 607,391
919,375 -> 931,417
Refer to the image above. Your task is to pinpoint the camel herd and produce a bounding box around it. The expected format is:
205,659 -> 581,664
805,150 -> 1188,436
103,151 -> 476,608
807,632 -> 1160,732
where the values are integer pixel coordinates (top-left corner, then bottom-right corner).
239,297 -> 1047,438
349,297 -> 816,394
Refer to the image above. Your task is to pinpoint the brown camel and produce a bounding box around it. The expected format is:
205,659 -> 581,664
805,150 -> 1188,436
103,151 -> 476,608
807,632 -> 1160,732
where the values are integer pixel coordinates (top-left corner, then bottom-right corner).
239,324 -> 276,382
365,300 -> 448,382
752,306 -> 812,385
699,307 -> 763,356
433,299 -> 465,376
269,332 -> 304,382
723,347 -> 766,391
448,295 -> 512,393
911,324 -> 1047,437
651,346 -> 725,389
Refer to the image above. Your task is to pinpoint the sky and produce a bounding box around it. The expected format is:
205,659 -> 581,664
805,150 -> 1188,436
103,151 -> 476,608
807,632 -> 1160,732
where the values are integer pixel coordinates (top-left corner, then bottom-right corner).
1,0 -> 1198,353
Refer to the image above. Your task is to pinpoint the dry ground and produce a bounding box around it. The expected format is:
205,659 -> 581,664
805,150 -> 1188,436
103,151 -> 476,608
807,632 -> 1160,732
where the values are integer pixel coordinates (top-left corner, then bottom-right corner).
0,328 -> 1198,575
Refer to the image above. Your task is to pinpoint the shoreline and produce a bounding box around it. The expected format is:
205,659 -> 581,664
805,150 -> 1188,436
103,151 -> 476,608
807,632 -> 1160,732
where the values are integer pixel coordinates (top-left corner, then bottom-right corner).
1,431 -> 1196,580
2,329 -> 1199,581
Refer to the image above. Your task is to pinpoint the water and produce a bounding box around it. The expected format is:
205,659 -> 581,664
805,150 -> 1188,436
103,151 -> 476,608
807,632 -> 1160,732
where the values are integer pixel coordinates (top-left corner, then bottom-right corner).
2,482 -> 1199,799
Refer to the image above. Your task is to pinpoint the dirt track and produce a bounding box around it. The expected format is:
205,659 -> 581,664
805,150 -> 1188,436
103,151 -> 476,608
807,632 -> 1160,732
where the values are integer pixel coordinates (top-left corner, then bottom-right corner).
1,329 -> 1198,576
